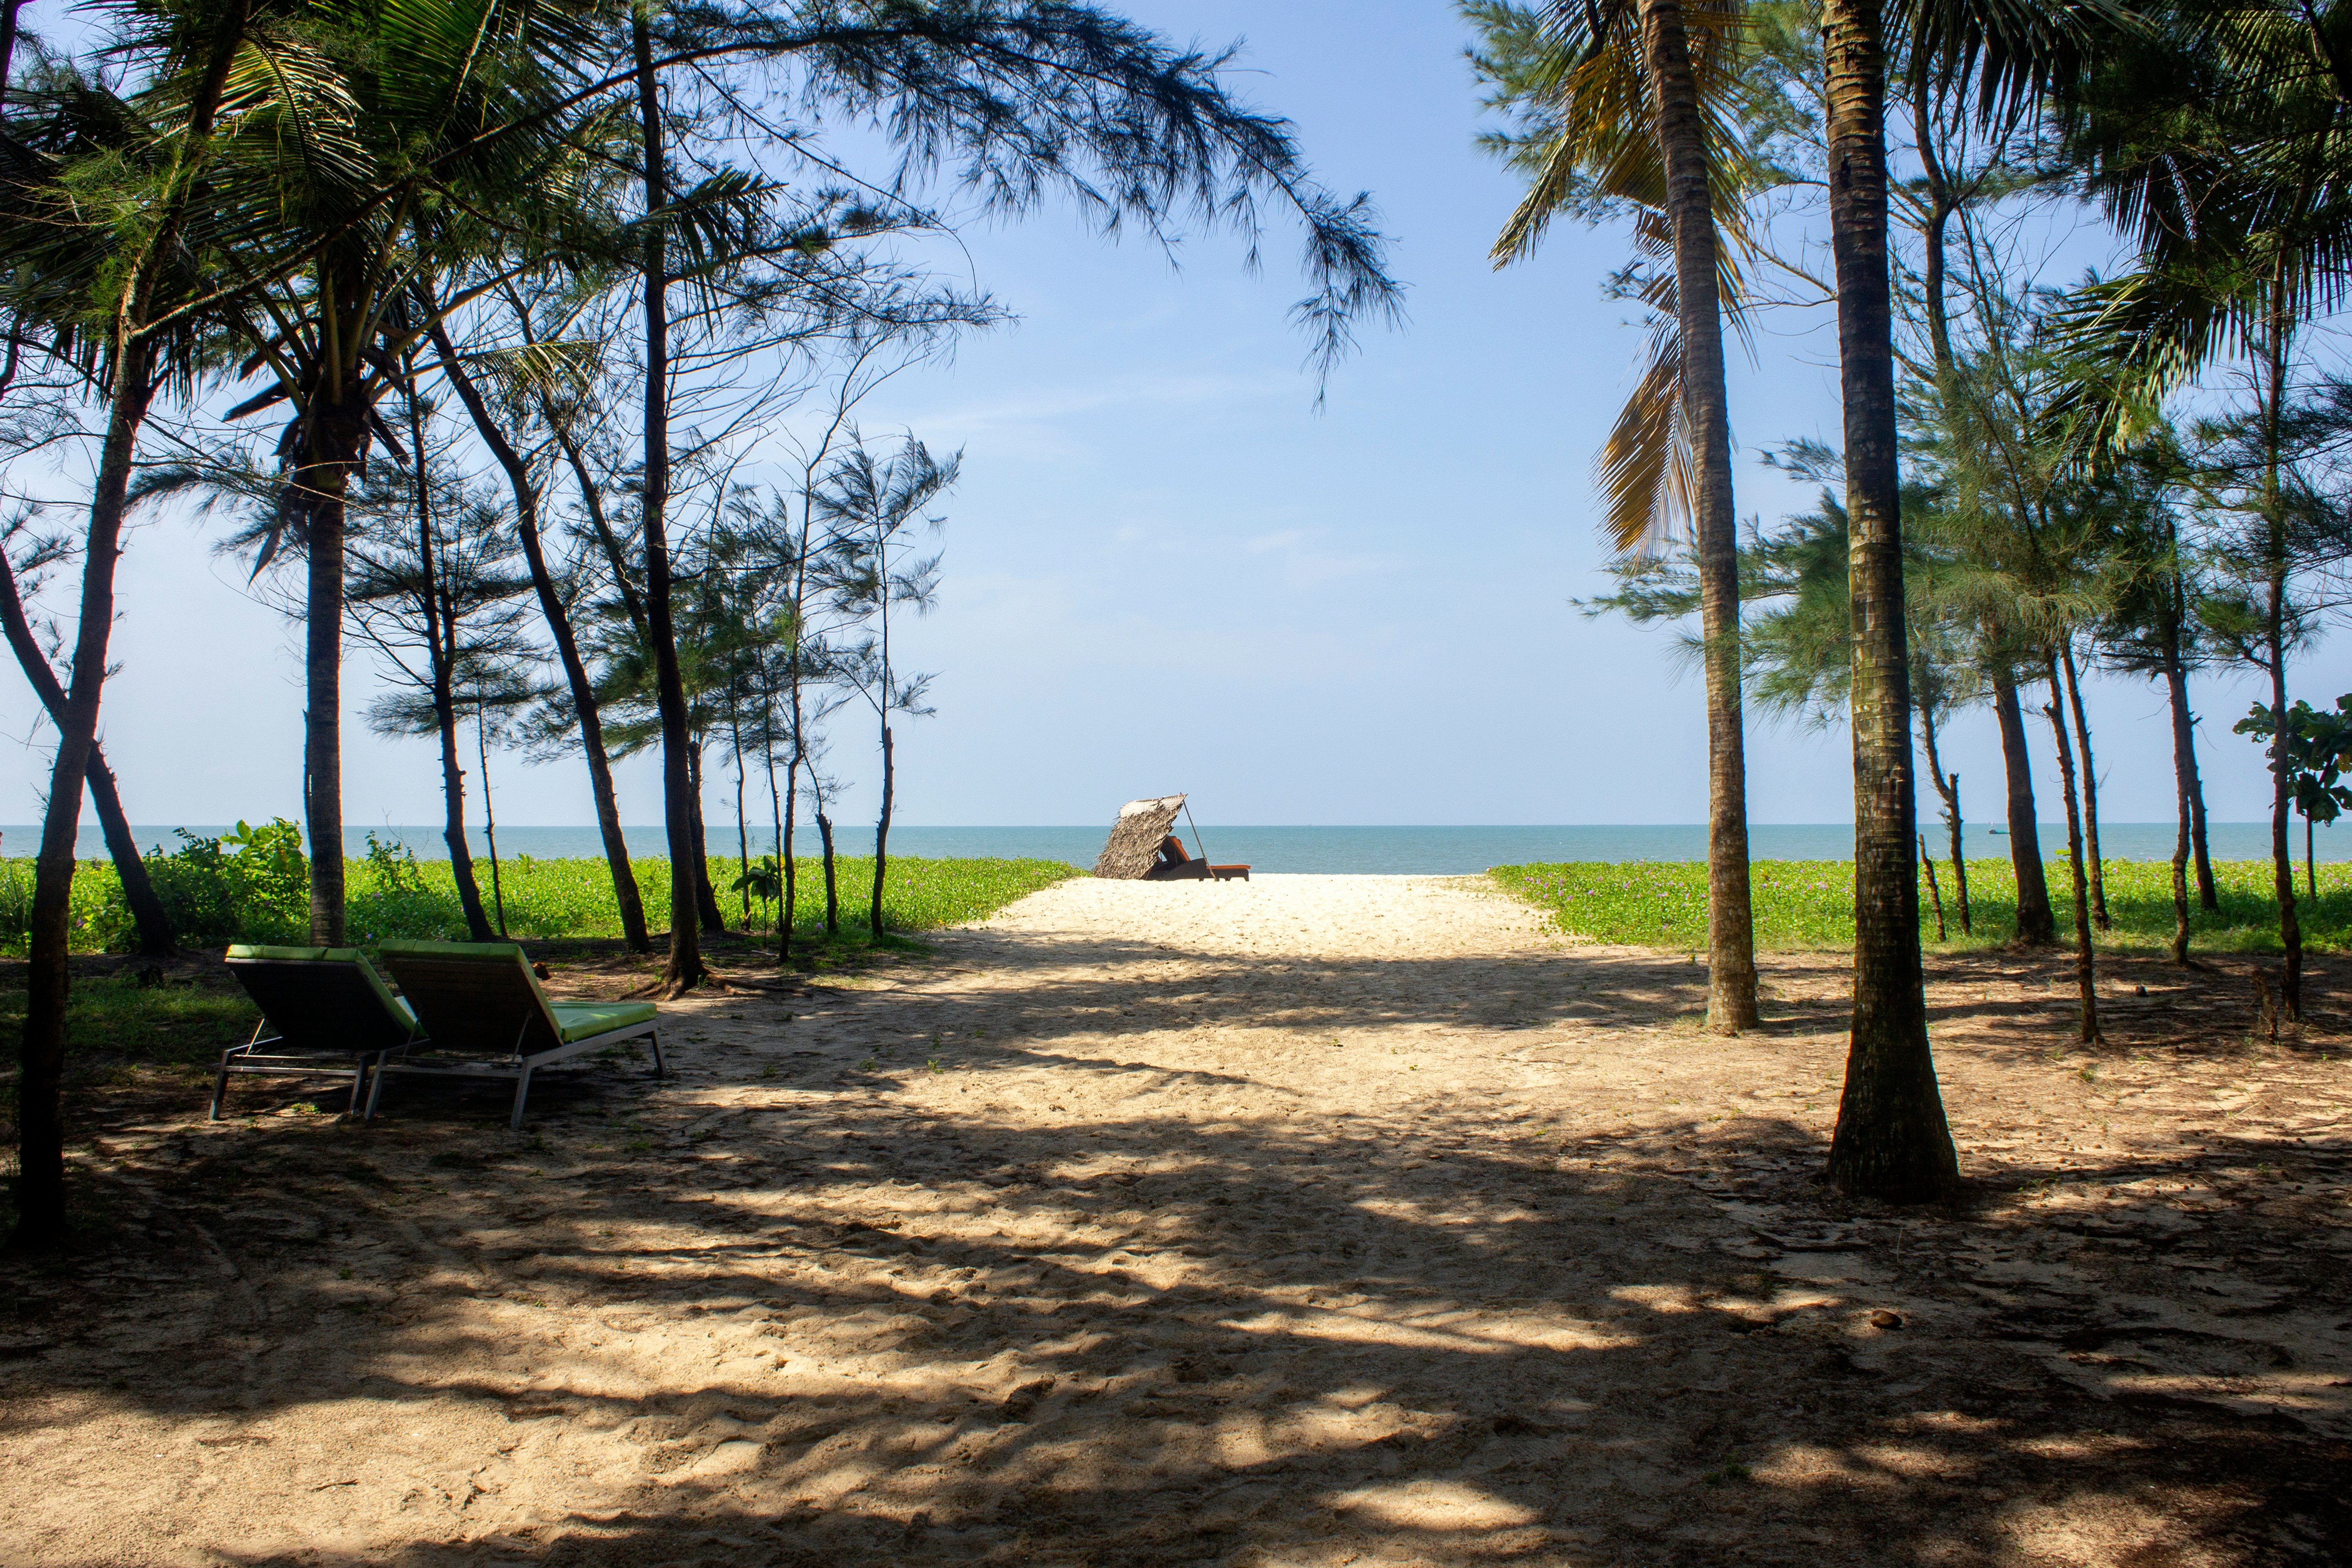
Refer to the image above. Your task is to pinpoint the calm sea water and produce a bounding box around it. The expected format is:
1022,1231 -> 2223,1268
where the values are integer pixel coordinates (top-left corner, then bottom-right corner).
9,822 -> 2341,873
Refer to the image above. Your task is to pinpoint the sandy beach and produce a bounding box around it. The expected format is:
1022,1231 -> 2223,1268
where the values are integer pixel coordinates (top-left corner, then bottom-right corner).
5,872 -> 2349,1565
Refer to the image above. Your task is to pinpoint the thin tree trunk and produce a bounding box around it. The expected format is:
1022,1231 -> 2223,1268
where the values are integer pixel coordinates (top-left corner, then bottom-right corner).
2190,743 -> 2218,911
871,724 -> 893,938
2261,298 -> 2302,1019
12,0 -> 244,1250
2043,658 -> 2101,1044
2308,813 -> 2317,904
2060,640 -> 2108,930
1917,697 -> 1969,936
781,755 -> 798,960
2161,558 -> 2212,936
1819,0 -> 1959,1203
14,356 -> 154,1250
434,686 -> 492,941
407,365 -> 492,942
1638,0 -> 1755,1032
764,706 -> 784,942
817,803 -> 839,937
1993,669 -> 2056,943
733,712 -> 750,927
634,13 -> 704,993
0,554 -> 172,954
2164,646 -> 2195,966
477,701 -> 506,938
431,322 -> 647,951
1920,833 -> 1945,941
2171,758 -> 2193,966
688,743 -> 724,933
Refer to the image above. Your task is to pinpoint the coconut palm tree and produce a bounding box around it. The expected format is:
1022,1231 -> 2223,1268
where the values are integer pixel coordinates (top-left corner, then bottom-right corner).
1468,0 -> 1763,1031
1815,0 -> 2118,1200
2,0 -> 260,1250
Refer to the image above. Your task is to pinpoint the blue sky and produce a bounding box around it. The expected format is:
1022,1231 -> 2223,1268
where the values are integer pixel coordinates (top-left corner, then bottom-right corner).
0,0 -> 2341,836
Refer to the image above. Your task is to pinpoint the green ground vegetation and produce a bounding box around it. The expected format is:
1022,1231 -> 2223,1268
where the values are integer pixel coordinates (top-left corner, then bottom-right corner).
1491,858 -> 2352,953
0,844 -> 1080,954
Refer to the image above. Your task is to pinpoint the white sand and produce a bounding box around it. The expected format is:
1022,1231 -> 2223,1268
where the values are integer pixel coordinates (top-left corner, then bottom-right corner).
5,872 -> 2349,1564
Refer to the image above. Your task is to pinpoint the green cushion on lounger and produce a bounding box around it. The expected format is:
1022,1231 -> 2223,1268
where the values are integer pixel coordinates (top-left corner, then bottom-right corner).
377,939 -> 654,1054
224,943 -> 418,1030
551,1000 -> 659,1043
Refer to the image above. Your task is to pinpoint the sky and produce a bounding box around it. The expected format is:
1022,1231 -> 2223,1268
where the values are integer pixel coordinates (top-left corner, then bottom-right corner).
1,0 -> 2343,837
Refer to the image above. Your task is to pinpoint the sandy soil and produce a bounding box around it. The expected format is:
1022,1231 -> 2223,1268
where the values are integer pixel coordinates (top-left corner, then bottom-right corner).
4,872 -> 2351,1567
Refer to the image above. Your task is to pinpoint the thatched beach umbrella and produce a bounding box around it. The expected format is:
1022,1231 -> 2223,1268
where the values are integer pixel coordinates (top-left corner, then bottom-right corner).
1094,795 -> 1188,879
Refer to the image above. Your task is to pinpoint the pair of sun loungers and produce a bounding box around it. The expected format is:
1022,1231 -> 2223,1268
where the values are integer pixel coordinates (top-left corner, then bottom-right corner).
212,940 -> 662,1129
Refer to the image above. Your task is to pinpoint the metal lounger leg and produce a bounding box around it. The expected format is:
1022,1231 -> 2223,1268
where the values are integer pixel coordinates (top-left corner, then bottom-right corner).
346,1050 -> 379,1117
210,1025 -> 266,1121
364,1058 -> 391,1121
649,1027 -> 666,1078
509,1063 -> 534,1130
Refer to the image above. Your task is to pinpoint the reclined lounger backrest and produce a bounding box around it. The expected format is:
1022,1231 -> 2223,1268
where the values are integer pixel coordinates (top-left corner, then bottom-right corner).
376,940 -> 566,1058
225,945 -> 421,1053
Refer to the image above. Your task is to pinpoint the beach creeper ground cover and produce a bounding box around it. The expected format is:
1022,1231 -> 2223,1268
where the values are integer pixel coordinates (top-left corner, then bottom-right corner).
0,847 -> 1079,955
1491,858 -> 2352,953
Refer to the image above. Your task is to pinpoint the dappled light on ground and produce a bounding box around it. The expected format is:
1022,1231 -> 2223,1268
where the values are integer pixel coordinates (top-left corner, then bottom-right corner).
3,874 -> 2348,1564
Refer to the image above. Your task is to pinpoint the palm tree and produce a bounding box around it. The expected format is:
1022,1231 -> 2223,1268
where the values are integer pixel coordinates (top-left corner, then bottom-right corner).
1468,0 -> 1761,1031
1815,0 -> 1963,1201
209,0 -> 612,945
4,0 -> 255,1250
1815,0 -> 2114,1199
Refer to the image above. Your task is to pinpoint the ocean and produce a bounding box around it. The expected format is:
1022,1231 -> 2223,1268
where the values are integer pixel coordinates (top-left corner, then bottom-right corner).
8,822 -> 2341,875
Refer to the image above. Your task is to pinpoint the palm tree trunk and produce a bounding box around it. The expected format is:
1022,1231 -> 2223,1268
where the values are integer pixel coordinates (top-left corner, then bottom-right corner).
1993,669 -> 2056,942
431,323 -> 647,952
2043,657 -> 2101,1044
1819,0 -> 1959,1203
1637,0 -> 1755,1032
12,0 -> 242,1250
14,353 -> 154,1250
634,13 -> 704,993
2059,641 -> 2108,930
302,392 -> 370,946
0,554 -> 172,955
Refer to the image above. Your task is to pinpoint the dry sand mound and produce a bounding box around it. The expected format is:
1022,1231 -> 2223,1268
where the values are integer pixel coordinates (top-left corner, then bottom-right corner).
5,872 -> 2350,1564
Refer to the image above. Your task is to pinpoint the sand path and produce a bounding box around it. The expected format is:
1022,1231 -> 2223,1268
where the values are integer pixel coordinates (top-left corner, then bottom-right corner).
5,873 -> 2350,1564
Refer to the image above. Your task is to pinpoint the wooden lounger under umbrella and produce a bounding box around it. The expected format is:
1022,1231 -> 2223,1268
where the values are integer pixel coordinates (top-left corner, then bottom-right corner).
1093,794 -> 1249,882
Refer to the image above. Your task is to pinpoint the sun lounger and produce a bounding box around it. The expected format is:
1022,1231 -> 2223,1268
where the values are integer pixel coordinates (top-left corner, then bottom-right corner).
214,945 -> 426,1119
1144,833 -> 1250,882
368,940 -> 663,1128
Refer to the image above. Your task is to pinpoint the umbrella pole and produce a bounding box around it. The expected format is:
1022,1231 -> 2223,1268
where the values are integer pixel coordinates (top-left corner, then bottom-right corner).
1182,803 -> 1211,868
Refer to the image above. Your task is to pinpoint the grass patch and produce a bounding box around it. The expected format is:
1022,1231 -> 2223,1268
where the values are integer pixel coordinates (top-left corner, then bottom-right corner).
0,853 -> 1082,953
1491,857 -> 2352,953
